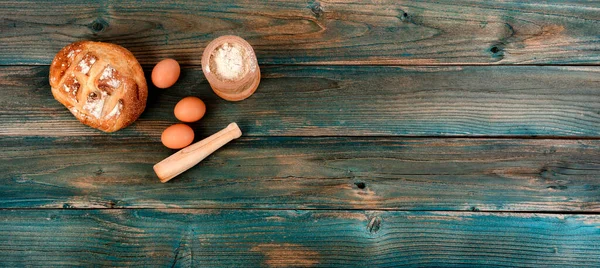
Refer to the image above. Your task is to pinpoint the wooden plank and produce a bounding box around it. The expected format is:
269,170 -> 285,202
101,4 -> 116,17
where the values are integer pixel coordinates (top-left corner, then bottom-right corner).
2,65 -> 600,137
2,0 -> 600,65
2,136 -> 600,211
0,209 -> 599,267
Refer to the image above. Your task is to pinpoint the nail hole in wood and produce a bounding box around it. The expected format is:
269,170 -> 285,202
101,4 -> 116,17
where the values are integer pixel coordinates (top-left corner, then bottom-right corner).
400,11 -> 409,22
355,182 -> 366,189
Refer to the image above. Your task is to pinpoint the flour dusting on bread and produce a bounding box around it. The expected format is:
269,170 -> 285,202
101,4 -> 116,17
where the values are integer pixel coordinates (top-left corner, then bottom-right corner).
98,65 -> 122,90
62,74 -> 80,102
67,48 -> 81,60
76,53 -> 97,75
83,91 -> 107,118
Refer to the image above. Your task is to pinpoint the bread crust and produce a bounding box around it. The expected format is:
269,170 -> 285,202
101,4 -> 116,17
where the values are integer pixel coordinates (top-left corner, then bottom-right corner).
49,41 -> 147,132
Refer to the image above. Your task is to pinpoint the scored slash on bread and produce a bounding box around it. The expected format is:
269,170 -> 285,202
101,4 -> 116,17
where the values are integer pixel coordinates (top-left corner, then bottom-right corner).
49,41 -> 148,132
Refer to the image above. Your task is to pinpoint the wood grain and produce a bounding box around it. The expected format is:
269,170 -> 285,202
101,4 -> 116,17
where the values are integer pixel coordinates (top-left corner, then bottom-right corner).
2,65 -> 600,137
2,0 -> 600,65
2,136 -> 600,211
1,209 -> 599,267
4,1 -> 600,265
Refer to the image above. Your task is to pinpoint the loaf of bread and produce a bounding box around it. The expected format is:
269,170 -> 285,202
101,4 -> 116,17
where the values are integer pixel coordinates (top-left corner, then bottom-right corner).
49,41 -> 147,132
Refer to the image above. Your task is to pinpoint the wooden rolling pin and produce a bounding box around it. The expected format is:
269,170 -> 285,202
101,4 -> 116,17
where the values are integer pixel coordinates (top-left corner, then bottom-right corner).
154,122 -> 242,183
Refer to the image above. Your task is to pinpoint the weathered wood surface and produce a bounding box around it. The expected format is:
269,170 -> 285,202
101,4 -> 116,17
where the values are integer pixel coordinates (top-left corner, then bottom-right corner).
1,209 -> 599,267
3,65 -> 600,137
3,0 -> 600,265
2,0 -> 600,65
2,136 -> 599,211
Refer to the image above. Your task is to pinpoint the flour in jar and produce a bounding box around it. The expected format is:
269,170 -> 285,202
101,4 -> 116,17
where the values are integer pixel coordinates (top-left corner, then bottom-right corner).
208,42 -> 255,81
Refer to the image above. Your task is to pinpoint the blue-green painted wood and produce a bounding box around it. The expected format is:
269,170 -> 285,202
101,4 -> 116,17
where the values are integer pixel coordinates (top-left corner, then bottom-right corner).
2,65 -> 600,137
2,1 -> 600,265
1,0 -> 600,65
0,209 -> 599,267
2,136 -> 600,211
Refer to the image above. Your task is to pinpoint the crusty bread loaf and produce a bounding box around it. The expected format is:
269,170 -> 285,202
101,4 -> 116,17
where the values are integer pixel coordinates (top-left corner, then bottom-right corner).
49,41 -> 147,132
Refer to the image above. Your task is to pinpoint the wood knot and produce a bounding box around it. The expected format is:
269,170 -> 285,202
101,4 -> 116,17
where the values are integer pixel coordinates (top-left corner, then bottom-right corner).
354,182 -> 366,189
539,166 -> 556,180
13,176 -> 30,183
94,168 -> 104,176
367,216 -> 382,234
106,200 -> 117,208
309,1 -> 324,18
543,147 -> 557,155
89,18 -> 108,33
547,185 -> 568,190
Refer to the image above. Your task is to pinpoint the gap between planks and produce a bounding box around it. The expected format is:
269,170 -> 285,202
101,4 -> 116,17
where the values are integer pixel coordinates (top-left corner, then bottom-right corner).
230,135 -> 600,140
8,63 -> 600,68
2,208 -> 600,215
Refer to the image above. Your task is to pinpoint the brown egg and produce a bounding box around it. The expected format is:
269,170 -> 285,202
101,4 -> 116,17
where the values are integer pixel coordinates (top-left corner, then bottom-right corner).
174,97 -> 206,123
161,124 -> 194,149
152,58 -> 180,89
